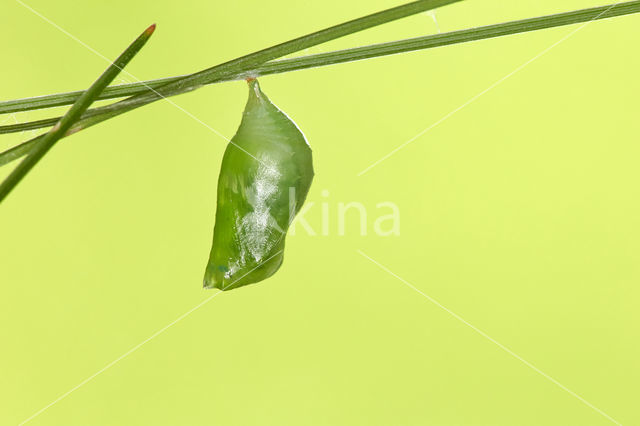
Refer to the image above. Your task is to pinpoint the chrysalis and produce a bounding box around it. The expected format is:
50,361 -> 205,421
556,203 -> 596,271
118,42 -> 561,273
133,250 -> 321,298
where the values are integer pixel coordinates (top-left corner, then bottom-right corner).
203,79 -> 314,291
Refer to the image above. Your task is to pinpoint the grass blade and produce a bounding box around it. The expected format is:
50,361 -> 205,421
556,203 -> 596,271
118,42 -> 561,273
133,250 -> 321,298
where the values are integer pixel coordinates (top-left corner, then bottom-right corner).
0,117 -> 60,134
1,0 -> 461,118
2,0 -> 639,167
0,75 -> 185,115
1,0 -> 638,118
0,24 -> 156,203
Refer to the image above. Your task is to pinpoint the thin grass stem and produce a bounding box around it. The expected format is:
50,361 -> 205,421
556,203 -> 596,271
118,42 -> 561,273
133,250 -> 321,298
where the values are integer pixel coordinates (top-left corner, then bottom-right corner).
0,25 -> 156,203
2,0 -> 639,167
1,0 -> 638,117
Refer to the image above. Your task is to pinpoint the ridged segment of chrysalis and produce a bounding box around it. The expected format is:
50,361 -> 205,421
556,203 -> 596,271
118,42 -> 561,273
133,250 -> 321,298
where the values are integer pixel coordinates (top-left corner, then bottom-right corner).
203,79 -> 314,291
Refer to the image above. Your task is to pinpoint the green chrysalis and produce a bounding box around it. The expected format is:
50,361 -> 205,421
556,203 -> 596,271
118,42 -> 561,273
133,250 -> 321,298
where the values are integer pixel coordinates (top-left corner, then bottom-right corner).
203,79 -> 314,291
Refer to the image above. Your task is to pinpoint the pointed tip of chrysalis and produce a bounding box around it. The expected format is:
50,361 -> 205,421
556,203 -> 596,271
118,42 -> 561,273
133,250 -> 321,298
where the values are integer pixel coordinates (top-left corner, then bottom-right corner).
203,277 -> 217,290
203,278 -> 230,291
144,23 -> 157,36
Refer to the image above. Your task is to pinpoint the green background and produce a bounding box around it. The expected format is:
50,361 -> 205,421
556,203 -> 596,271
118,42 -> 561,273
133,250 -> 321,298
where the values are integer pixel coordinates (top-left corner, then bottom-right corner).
1,1 -> 638,425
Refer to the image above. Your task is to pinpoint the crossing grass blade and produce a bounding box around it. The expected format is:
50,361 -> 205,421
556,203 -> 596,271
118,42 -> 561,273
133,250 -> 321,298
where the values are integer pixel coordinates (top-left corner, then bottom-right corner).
0,24 -> 156,203
1,0 -> 640,168
1,0 -> 638,119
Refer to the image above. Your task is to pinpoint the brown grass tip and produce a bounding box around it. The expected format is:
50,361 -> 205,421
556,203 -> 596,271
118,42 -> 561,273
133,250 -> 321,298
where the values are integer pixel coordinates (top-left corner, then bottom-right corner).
144,23 -> 157,36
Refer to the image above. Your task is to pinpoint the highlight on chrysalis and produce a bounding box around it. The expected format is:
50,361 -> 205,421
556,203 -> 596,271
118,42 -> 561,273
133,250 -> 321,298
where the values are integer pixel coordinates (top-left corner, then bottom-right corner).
203,78 -> 314,291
